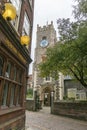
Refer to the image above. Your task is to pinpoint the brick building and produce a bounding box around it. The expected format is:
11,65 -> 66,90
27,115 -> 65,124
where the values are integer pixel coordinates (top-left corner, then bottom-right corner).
0,0 -> 34,129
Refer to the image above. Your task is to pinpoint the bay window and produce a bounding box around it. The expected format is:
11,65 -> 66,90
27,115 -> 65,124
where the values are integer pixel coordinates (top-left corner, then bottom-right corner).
2,82 -> 9,106
5,62 -> 11,78
10,84 -> 15,106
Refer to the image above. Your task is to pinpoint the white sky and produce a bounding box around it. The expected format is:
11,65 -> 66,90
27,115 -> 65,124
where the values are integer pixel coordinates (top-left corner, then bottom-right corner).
29,0 -> 74,74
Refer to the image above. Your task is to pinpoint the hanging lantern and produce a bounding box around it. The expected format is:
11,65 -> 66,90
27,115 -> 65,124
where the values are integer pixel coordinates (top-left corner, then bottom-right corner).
2,3 -> 16,21
20,35 -> 30,46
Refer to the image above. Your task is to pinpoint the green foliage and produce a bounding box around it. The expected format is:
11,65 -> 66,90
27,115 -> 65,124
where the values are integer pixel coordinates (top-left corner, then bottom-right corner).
63,95 -> 68,100
26,88 -> 33,98
39,0 -> 87,89
73,0 -> 87,20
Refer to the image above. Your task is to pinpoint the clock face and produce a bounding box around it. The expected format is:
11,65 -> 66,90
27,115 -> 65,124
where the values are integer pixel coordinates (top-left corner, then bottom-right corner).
40,40 -> 48,47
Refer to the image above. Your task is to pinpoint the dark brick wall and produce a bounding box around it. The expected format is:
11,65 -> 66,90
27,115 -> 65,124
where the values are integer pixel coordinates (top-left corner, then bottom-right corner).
52,101 -> 87,121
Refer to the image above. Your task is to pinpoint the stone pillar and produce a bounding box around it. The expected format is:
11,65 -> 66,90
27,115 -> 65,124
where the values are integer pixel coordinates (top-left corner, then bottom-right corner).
51,91 -> 54,114
33,90 -> 37,111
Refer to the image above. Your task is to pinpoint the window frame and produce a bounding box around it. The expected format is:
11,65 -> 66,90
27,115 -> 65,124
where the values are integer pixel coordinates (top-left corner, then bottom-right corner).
10,84 -> 16,106
2,82 -> 9,107
5,62 -> 11,78
0,54 -> 25,109
22,12 -> 30,36
0,56 -> 4,76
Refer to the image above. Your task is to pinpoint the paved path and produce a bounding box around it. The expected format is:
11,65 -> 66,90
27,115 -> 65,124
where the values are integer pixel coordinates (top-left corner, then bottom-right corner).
25,107 -> 87,130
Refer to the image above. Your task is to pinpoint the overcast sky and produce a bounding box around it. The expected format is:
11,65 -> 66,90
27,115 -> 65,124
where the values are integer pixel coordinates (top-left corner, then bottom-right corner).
29,0 -> 74,74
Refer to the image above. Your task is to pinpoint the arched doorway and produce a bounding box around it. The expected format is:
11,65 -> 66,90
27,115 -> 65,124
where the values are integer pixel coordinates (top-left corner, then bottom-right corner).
43,87 -> 51,106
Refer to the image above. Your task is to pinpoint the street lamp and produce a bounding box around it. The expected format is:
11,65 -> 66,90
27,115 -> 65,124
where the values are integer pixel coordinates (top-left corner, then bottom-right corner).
0,2 -> 16,21
51,90 -> 54,114
51,91 -> 54,97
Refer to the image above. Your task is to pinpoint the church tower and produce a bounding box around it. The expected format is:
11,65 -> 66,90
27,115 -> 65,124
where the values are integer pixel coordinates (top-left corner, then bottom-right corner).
33,21 -> 58,106
35,21 -> 57,64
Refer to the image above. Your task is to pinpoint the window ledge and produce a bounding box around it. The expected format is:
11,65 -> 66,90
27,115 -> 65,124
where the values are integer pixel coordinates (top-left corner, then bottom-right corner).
0,76 -> 22,85
0,106 -> 23,116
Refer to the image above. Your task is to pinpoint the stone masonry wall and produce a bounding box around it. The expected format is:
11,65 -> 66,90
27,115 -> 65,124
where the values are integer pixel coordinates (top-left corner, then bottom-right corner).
52,101 -> 87,121
26,99 -> 34,111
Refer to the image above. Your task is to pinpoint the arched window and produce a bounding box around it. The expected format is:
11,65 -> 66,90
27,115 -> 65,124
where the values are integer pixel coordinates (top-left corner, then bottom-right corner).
42,36 -> 47,40
0,56 -> 4,76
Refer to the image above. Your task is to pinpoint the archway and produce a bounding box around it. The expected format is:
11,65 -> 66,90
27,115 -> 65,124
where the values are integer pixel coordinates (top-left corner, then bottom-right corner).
42,87 -> 51,106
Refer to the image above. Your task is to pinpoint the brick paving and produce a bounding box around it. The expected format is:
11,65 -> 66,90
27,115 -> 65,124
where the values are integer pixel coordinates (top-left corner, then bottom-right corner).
25,107 -> 87,130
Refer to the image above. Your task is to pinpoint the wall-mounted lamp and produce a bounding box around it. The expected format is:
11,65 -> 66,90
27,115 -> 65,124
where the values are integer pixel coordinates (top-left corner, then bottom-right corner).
20,35 -> 30,46
1,3 -> 16,21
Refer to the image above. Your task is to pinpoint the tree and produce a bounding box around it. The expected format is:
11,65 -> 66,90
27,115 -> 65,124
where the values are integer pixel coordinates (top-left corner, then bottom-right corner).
39,0 -> 87,89
73,0 -> 87,20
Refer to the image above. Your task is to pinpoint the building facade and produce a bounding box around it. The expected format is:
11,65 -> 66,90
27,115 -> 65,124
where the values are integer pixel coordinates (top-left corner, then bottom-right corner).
27,74 -> 33,90
0,0 -> 34,129
64,78 -> 87,100
32,22 -> 63,106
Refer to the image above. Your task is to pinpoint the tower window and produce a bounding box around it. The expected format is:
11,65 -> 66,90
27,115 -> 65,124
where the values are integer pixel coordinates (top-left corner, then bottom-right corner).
42,36 -> 46,40
45,77 -> 50,81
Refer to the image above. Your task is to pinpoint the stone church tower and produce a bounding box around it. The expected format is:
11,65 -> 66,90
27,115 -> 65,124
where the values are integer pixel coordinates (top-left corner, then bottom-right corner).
33,21 -> 59,106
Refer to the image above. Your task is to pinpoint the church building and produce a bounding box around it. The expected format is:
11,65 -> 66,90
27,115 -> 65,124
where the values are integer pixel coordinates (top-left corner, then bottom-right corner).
32,22 -> 63,106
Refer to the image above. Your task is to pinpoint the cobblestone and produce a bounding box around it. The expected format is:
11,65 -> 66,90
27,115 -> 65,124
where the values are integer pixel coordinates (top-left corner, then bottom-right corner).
25,107 -> 87,130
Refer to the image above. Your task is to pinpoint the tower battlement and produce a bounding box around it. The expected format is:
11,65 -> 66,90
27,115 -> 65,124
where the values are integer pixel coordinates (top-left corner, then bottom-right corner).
37,21 -> 54,32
